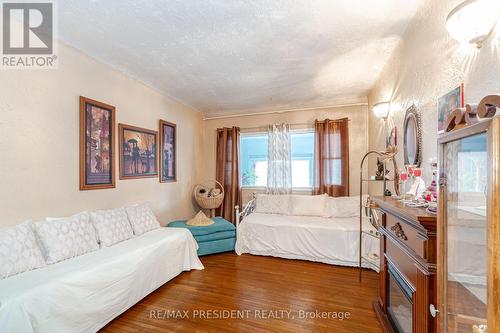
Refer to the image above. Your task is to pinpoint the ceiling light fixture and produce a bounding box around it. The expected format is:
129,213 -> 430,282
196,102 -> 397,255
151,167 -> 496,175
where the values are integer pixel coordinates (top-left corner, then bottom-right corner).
372,102 -> 390,119
446,0 -> 500,48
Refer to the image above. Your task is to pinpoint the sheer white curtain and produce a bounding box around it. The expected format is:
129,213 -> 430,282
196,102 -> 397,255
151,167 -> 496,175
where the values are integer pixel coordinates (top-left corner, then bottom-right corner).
266,123 -> 292,194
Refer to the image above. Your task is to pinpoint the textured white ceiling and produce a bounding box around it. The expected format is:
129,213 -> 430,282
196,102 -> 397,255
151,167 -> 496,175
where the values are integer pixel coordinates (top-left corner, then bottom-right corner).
58,0 -> 422,117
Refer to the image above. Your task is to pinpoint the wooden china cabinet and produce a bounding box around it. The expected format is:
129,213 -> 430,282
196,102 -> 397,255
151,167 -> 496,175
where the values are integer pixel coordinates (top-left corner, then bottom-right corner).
372,196 -> 437,333
436,108 -> 500,333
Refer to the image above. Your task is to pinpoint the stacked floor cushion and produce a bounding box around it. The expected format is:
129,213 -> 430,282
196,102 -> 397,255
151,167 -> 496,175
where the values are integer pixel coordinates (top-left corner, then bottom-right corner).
167,217 -> 236,256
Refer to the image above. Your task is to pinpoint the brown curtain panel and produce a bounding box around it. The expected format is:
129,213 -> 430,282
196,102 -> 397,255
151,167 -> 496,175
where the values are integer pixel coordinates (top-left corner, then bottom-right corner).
216,127 -> 241,223
313,118 -> 349,197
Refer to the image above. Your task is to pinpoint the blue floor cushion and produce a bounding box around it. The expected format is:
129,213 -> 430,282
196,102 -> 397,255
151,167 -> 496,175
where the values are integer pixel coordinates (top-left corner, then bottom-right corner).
167,217 -> 236,256
195,231 -> 235,243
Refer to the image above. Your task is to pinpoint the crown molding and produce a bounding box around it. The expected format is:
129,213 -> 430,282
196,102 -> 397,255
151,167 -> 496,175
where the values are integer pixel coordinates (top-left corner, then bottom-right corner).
202,102 -> 368,120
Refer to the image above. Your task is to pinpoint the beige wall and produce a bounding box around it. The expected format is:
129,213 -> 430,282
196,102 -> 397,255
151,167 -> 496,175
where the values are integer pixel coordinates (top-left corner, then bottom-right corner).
0,42 -> 203,227
202,104 -> 369,202
5,0 -> 499,225
368,0 -> 500,192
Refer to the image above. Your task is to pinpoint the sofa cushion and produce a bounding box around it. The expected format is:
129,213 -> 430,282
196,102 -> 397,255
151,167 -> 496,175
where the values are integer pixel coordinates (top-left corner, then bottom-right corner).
290,194 -> 328,217
0,221 -> 46,279
125,203 -> 161,236
35,212 -> 99,264
168,217 -> 235,236
254,194 -> 290,215
90,207 -> 134,247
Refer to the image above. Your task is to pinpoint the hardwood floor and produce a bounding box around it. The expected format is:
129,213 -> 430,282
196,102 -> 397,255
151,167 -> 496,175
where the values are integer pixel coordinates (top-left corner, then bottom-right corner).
101,253 -> 382,333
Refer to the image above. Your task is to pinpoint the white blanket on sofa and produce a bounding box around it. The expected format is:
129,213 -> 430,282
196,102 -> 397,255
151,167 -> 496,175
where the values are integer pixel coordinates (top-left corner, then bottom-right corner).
0,228 -> 203,333
236,213 -> 379,271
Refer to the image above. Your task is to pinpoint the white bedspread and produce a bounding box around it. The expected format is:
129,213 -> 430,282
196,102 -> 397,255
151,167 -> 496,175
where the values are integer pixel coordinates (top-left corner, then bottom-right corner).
0,228 -> 203,333
236,213 -> 379,271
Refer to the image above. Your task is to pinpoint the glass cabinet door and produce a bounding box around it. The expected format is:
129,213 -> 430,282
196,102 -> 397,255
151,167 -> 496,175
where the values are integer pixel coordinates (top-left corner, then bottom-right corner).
442,132 -> 487,333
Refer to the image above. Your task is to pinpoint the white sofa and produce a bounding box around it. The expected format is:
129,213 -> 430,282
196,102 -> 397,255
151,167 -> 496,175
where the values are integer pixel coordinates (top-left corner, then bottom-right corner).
0,205 -> 204,333
235,194 -> 379,271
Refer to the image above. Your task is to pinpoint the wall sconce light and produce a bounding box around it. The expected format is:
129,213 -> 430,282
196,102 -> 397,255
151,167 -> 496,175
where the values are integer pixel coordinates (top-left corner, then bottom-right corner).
373,102 -> 390,119
446,0 -> 500,48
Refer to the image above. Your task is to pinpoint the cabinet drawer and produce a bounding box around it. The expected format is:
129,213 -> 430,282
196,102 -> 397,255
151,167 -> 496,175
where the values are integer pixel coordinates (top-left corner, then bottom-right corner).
386,238 -> 417,288
385,214 -> 424,257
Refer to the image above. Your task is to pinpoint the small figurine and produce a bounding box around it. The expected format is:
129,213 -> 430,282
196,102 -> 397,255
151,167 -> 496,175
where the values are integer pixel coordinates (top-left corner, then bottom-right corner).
422,158 -> 438,213
375,158 -> 389,180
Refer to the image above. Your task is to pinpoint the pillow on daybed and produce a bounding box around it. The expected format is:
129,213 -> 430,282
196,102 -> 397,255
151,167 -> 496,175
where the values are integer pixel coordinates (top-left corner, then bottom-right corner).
125,203 -> 161,235
254,194 -> 291,215
290,194 -> 328,217
90,207 -> 134,247
35,212 -> 99,264
328,195 -> 368,218
0,221 -> 46,279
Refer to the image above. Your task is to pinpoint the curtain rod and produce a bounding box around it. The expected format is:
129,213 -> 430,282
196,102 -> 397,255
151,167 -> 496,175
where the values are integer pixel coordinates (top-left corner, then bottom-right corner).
241,122 -> 311,132
239,119 -> 350,132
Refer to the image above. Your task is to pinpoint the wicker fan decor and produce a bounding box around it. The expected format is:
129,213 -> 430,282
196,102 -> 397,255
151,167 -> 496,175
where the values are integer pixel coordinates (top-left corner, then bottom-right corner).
193,180 -> 225,217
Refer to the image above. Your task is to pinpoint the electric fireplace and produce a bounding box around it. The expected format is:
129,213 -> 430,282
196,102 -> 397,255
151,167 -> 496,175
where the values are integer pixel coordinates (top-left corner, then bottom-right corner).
387,265 -> 413,333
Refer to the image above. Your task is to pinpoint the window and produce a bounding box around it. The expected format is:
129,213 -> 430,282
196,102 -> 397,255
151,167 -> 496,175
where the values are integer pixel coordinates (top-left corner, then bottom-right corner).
290,132 -> 315,188
240,131 -> 315,188
240,134 -> 268,187
327,131 -> 343,185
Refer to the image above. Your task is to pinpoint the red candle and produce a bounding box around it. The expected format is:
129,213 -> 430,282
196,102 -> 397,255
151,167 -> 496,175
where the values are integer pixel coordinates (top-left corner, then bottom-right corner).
413,168 -> 422,177
400,172 -> 408,181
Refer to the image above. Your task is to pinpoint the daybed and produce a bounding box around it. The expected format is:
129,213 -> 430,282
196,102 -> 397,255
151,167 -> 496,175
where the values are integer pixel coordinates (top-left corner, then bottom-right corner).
0,205 -> 204,333
235,194 -> 379,271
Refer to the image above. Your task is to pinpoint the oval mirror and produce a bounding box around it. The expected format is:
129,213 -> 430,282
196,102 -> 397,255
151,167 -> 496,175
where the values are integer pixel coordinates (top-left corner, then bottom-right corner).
403,105 -> 422,167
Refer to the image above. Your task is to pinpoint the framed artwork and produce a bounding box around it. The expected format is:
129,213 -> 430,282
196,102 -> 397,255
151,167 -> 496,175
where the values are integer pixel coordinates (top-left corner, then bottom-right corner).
79,96 -> 115,190
159,120 -> 177,183
438,84 -> 464,133
386,126 -> 397,148
118,124 -> 158,179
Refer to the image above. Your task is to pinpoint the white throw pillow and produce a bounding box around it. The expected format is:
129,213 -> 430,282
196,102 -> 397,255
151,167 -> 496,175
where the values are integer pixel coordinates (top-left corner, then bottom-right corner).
290,194 -> 328,217
254,194 -> 291,215
328,195 -> 367,218
125,203 -> 160,236
0,221 -> 46,279
90,207 -> 134,247
35,212 -> 99,264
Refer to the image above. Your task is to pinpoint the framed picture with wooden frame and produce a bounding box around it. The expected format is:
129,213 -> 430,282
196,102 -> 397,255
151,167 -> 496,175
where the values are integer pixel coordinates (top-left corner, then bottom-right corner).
79,96 -> 116,190
118,124 -> 158,179
159,120 -> 177,183
437,83 -> 464,133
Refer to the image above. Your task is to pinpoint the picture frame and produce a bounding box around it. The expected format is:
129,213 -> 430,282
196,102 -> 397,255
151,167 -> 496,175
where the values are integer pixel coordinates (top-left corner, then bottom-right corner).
438,83 -> 464,133
159,120 -> 177,183
79,96 -> 116,190
118,124 -> 158,179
